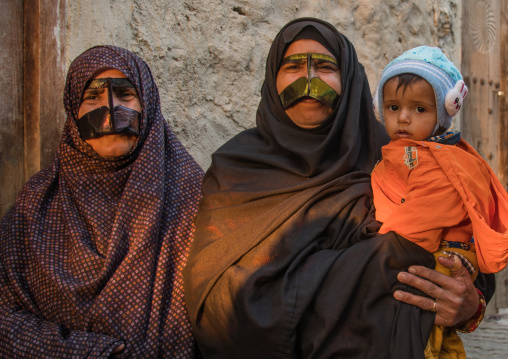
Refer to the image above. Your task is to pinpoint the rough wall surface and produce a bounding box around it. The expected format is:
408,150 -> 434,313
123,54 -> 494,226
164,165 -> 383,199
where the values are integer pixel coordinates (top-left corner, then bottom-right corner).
66,0 -> 461,169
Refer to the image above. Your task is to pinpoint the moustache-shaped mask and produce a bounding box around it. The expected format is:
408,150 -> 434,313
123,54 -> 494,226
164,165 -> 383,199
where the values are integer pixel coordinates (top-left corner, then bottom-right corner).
77,78 -> 141,140
278,52 -> 340,110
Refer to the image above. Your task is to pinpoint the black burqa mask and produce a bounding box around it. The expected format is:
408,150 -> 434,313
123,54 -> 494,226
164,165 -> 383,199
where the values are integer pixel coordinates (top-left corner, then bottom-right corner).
77,77 -> 141,140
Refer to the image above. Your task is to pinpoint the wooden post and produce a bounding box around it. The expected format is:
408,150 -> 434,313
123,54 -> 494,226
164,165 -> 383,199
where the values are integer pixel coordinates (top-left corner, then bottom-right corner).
500,1 -> 508,190
0,0 -> 65,219
24,0 -> 42,181
39,0 -> 66,170
0,0 -> 24,219
496,0 -> 508,312
24,0 -> 66,178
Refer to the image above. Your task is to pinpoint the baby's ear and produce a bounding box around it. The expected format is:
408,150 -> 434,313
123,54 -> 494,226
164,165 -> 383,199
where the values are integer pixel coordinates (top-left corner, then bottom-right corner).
445,80 -> 468,117
373,85 -> 381,122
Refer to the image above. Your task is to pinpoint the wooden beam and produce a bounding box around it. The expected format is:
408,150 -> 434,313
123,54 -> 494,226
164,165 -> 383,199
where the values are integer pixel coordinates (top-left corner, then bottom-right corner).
23,0 -> 66,181
495,0 -> 508,310
0,0 -> 24,219
39,0 -> 66,170
499,1 -> 508,190
23,0 -> 42,182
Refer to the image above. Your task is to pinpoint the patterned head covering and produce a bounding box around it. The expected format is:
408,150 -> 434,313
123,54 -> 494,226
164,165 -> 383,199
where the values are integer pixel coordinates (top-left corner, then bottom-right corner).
0,46 -> 203,358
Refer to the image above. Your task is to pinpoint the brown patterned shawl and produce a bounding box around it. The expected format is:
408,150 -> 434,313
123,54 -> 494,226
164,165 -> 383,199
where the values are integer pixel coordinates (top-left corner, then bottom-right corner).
184,18 -> 437,358
0,46 -> 203,358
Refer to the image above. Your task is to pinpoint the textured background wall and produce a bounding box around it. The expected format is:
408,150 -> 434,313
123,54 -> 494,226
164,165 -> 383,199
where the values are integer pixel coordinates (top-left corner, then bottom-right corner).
66,0 -> 461,169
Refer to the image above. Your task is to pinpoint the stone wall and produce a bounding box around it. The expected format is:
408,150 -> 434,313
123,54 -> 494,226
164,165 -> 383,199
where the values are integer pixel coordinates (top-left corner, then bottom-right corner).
66,0 -> 461,169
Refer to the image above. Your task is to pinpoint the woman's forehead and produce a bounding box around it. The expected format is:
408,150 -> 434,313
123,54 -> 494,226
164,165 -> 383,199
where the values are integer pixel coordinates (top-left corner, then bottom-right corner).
284,39 -> 335,59
93,69 -> 127,79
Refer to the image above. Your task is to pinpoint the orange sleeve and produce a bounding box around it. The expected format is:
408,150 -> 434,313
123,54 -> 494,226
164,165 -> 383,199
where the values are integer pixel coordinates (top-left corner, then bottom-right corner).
433,141 -> 508,273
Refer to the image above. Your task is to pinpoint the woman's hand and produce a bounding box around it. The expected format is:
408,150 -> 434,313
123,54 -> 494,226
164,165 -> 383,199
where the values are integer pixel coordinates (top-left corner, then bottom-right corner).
393,255 -> 479,326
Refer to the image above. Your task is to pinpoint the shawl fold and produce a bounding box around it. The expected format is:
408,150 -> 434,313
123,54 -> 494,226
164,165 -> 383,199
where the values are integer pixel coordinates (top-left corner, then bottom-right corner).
0,46 -> 203,358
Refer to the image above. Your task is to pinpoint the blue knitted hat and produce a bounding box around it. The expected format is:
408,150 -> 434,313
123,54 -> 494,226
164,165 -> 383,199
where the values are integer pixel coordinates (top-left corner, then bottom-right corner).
373,46 -> 468,134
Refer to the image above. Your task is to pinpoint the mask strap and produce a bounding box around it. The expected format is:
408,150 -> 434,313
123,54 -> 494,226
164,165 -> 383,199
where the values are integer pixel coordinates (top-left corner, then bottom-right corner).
106,78 -> 115,128
307,53 -> 312,92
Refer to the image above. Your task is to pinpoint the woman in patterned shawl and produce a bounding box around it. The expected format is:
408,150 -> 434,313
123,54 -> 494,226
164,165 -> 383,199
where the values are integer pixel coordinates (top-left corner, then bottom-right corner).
0,46 -> 203,358
183,18 -> 492,358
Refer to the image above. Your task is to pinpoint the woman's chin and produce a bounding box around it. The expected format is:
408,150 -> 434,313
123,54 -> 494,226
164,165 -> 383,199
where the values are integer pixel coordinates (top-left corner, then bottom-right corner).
86,134 -> 137,158
286,103 -> 332,129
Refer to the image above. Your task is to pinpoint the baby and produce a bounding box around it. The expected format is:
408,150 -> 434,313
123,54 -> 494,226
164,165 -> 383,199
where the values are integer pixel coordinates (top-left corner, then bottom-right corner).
372,46 -> 508,359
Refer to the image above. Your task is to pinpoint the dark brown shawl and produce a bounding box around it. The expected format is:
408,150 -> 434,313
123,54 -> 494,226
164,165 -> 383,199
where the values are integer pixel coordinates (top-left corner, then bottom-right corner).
184,18 -> 436,358
0,46 -> 203,358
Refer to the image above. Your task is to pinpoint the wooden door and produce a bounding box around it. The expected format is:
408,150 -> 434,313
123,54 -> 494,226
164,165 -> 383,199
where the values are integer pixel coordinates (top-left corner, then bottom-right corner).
0,0 -> 24,219
0,0 -> 66,219
462,0 -> 508,312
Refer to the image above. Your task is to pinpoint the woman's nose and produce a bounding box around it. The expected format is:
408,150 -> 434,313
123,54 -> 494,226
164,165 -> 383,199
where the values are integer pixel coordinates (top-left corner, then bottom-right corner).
111,94 -> 119,108
102,89 -> 118,108
308,63 -> 319,79
308,65 -> 315,79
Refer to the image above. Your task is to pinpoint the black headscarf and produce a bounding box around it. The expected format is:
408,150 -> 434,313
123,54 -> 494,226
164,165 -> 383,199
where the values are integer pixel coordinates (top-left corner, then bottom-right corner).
0,46 -> 203,358
256,18 -> 387,178
184,18 -> 434,359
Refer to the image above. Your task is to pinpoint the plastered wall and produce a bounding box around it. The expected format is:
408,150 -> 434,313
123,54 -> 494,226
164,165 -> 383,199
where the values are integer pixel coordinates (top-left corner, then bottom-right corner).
66,0 -> 462,169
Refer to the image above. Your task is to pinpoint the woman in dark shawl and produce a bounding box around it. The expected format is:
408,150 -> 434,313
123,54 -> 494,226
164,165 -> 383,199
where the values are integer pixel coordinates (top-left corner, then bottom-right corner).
0,46 -> 203,358
183,18 -> 491,358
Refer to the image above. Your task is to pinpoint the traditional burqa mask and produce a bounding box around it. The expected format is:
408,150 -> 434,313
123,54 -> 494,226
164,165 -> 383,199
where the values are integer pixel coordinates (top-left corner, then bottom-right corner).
278,52 -> 340,109
77,77 -> 141,140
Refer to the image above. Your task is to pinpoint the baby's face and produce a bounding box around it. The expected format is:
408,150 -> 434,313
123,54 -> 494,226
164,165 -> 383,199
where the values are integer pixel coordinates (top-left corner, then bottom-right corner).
382,78 -> 437,141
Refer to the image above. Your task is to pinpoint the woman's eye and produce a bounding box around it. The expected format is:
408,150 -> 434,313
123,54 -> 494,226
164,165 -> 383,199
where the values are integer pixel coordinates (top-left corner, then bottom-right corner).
82,89 -> 104,102
83,94 -> 98,101
285,64 -> 301,71
317,64 -> 337,71
116,89 -> 137,99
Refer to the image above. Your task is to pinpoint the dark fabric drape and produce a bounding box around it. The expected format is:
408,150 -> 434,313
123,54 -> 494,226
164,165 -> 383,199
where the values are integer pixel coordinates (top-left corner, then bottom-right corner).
184,18 -> 435,358
0,46 -> 204,358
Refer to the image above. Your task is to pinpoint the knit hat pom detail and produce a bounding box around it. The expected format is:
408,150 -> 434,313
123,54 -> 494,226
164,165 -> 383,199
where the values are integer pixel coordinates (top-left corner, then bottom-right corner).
445,79 -> 468,117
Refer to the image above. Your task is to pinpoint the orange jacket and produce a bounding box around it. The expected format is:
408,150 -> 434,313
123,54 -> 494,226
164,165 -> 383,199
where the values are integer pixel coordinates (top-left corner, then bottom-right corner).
371,138 -> 508,273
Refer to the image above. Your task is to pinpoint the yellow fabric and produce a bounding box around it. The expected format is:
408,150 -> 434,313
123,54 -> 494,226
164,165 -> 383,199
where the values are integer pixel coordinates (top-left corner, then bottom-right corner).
424,326 -> 465,359
424,249 -> 478,359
